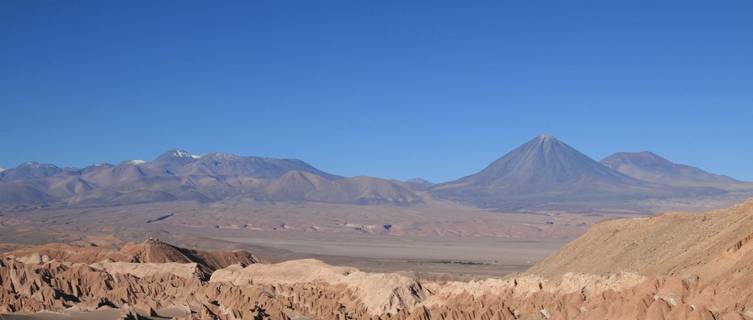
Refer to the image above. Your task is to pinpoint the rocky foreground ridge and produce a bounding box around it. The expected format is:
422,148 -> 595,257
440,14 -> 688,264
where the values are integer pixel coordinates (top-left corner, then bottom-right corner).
2,199 -> 753,319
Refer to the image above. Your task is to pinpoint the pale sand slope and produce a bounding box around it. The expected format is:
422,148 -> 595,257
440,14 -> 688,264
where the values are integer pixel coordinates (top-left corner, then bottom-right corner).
528,198 -> 753,280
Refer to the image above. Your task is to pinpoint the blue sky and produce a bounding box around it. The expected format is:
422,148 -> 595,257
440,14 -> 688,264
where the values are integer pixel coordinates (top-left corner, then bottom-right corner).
1,1 -> 752,182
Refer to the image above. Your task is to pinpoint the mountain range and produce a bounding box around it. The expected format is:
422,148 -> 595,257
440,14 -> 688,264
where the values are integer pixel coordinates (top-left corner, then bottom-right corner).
0,150 -> 421,209
1,135 -> 750,212
431,135 -> 749,211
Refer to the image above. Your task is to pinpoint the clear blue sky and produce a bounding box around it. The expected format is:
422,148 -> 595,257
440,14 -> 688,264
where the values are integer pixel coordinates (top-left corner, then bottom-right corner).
1,1 -> 752,182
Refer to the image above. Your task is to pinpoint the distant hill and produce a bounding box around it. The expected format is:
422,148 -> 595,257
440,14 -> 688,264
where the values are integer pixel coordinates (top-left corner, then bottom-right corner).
431,135 -> 724,211
601,151 -> 753,191
147,150 -> 342,180
264,171 -> 421,205
0,150 -> 420,209
0,162 -> 67,181
403,178 -> 434,191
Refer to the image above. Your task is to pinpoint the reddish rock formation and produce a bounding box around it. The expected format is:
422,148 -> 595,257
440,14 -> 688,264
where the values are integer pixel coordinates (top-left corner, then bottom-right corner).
3,238 -> 258,279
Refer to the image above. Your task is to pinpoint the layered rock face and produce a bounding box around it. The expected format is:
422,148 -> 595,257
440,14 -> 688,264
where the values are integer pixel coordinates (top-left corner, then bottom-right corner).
3,239 -> 258,279
3,199 -> 753,319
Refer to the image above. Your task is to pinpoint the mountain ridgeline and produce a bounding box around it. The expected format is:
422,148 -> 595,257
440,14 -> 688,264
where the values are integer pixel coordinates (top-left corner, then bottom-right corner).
0,150 -> 421,209
1,136 -> 750,212
601,151 -> 751,190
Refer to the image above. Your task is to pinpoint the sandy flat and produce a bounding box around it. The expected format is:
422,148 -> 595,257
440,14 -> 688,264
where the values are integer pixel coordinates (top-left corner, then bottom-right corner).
219,232 -> 567,278
0,198 -> 609,278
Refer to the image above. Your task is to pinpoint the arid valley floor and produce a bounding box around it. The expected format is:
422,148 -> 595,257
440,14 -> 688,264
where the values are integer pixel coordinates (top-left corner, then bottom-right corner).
1,198 -> 600,279
3,198 -> 753,319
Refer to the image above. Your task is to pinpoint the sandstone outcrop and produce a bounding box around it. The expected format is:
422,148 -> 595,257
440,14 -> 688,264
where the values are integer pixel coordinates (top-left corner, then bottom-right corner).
3,238 -> 258,279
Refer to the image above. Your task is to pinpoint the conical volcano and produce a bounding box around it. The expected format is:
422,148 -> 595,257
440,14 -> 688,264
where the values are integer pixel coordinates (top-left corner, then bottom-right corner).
461,134 -> 634,189
431,135 -> 669,211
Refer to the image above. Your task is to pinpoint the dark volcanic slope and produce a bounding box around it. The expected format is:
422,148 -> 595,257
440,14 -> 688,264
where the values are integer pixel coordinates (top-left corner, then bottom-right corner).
431,135 -> 708,211
0,150 -> 420,209
602,151 -> 753,191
